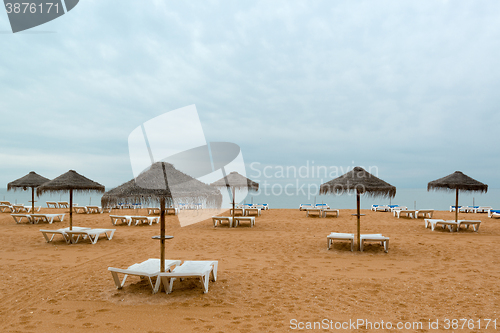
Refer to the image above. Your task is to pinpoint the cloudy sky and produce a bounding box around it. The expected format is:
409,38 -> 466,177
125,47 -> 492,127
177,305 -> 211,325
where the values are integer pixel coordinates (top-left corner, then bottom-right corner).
1,0 -> 499,190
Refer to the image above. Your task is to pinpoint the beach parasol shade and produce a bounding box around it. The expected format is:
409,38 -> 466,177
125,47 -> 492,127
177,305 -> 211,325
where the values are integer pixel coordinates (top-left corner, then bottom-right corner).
427,171 -> 487,223
320,166 -> 396,251
210,171 -> 259,221
37,170 -> 105,230
7,171 -> 50,213
101,162 -> 222,273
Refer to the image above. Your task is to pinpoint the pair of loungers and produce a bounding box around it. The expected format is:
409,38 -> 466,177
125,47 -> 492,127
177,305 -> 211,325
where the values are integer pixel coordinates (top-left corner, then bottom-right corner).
109,215 -> 160,226
424,219 -> 481,232
212,216 -> 255,228
11,213 -> 65,224
40,227 -> 115,244
305,208 -> 339,218
109,259 -> 218,294
327,233 -> 390,252
393,209 -> 434,219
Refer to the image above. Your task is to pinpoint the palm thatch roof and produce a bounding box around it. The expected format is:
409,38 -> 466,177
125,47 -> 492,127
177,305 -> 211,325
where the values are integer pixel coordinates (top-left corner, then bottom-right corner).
37,170 -> 105,196
427,171 -> 488,193
319,166 -> 396,198
8,171 -> 50,191
210,171 -> 259,192
101,162 -> 222,208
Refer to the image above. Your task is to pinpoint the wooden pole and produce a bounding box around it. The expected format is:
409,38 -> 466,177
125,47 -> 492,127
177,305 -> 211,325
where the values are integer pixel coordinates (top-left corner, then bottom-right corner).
232,187 -> 235,222
357,190 -> 361,251
31,187 -> 35,215
455,188 -> 459,223
160,197 -> 166,272
69,189 -> 73,230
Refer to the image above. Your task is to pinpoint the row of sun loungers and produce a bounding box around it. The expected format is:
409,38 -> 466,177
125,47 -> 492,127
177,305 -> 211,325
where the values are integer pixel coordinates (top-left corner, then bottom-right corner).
146,207 -> 179,215
450,206 -> 492,213
237,203 -> 269,210
393,209 -> 434,219
11,213 -> 65,224
0,204 -> 42,213
424,219 -> 481,232
305,208 -> 339,218
108,259 -> 218,294
40,226 -> 116,244
230,207 -> 262,216
46,201 -> 79,209
110,215 -> 160,226
212,216 -> 255,228
327,233 -> 389,252
73,205 -> 109,214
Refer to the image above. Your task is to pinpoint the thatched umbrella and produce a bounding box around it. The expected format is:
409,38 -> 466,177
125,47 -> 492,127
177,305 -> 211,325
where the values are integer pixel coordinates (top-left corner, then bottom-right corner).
320,167 -> 396,251
101,162 -> 222,272
428,171 -> 487,223
210,171 -> 259,221
7,171 -> 50,213
37,170 -> 105,230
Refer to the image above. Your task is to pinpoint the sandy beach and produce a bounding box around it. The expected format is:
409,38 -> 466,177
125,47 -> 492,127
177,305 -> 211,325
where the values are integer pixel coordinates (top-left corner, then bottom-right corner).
0,207 -> 499,332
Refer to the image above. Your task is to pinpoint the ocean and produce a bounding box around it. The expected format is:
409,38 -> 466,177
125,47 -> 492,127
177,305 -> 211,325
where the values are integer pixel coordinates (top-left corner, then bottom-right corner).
1,187 -> 498,210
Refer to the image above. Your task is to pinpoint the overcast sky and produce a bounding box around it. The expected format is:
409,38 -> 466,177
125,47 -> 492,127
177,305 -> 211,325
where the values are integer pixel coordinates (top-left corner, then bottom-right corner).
1,0 -> 499,190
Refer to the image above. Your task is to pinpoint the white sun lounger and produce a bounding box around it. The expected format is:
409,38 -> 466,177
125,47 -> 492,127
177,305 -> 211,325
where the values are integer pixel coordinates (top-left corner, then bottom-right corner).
147,208 -> 161,215
360,234 -> 389,253
457,220 -> 481,232
491,212 -> 500,219
305,207 -> 323,217
64,228 -> 116,244
73,206 -> 88,214
322,209 -> 339,218
12,204 -> 29,213
46,201 -> 58,208
40,227 -> 91,243
110,215 -> 133,226
165,208 -> 178,215
394,210 -> 417,218
130,216 -> 159,226
86,206 -> 103,214
416,209 -> 434,218
0,204 -> 14,213
157,260 -> 218,294
475,206 -> 491,213
245,208 -> 261,216
327,233 -> 355,251
11,214 -> 32,224
229,208 -> 245,216
233,216 -> 255,227
212,216 -> 233,227
300,204 -> 313,211
0,201 -> 11,205
30,213 -> 65,224
424,219 -> 459,232
58,202 -> 70,208
374,205 -> 390,212
25,206 -> 42,213
390,206 -> 407,212
108,258 -> 181,292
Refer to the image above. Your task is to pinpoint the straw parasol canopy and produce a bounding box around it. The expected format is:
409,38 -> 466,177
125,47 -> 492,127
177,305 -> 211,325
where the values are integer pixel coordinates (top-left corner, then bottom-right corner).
427,171 -> 487,223
320,166 -> 396,251
101,162 -> 222,273
37,170 -> 105,230
210,171 -> 259,221
7,171 -> 50,213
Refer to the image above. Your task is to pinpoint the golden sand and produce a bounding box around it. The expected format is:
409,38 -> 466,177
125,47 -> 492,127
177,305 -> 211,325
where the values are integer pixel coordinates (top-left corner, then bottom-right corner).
0,208 -> 498,332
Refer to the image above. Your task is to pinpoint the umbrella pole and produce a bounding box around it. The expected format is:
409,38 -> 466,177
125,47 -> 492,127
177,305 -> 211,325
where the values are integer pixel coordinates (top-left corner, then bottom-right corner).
455,188 -> 459,223
69,189 -> 73,230
160,197 -> 166,273
356,190 -> 361,251
31,187 -> 35,215
232,187 -> 235,223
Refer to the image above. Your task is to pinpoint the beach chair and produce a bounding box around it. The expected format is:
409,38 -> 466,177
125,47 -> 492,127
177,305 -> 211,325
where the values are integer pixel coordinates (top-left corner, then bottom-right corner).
157,260 -> 218,294
315,203 -> 330,209
393,209 -> 417,218
390,206 -> 407,212
260,203 -> 269,210
46,201 -> 58,208
108,258 -> 181,293
40,227 -> 91,243
0,201 -> 11,205
370,204 -> 379,211
12,204 -> 29,213
488,209 -> 500,218
360,234 -> 389,253
229,208 -> 244,216
299,204 -> 313,211
457,220 -> 481,232
491,212 -> 500,218
374,205 -> 390,212
165,208 -> 178,215
322,209 -> 339,218
26,206 -> 42,213
73,206 -> 88,214
110,215 -> 133,226
416,209 -> 434,219
327,232 -> 354,251
424,219 -> 459,232
475,206 -> 491,213
64,228 -> 116,244
450,206 -> 461,212
30,213 -> 65,224
245,208 -> 261,216
305,207 -> 323,217
233,216 -> 255,227
86,206 -> 103,214
11,214 -> 32,224
147,208 -> 161,215
131,216 -> 159,226
58,202 -> 70,208
212,216 -> 233,227
0,204 -> 14,213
